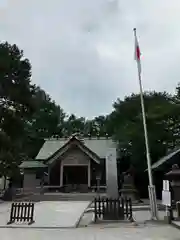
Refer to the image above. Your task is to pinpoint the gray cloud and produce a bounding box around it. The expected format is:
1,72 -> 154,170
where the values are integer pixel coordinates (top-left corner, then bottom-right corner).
1,0 -> 180,118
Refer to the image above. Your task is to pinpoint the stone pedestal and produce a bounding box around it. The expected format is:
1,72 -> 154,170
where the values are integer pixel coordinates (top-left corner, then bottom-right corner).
120,173 -> 137,201
120,186 -> 137,200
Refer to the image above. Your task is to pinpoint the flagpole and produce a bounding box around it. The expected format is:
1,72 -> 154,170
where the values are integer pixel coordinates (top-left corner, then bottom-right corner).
133,28 -> 158,220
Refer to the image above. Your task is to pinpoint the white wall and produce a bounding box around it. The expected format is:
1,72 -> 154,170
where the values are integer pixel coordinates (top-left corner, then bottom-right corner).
23,172 -> 40,191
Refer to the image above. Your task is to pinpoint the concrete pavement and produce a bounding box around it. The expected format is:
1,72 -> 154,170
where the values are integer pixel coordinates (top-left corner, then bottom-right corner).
0,201 -> 179,239
0,201 -> 90,228
0,224 -> 179,239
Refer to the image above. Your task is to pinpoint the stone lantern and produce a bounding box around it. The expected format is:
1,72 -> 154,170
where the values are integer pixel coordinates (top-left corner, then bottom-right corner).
165,164 -> 180,203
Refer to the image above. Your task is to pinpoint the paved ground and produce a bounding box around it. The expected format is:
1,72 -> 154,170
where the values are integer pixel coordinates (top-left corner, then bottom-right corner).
0,201 -> 179,239
0,224 -> 179,239
0,201 -> 90,228
83,207 -> 168,226
133,210 -> 165,222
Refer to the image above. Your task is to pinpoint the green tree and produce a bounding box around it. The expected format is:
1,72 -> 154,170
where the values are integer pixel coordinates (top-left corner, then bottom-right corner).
110,91 -> 178,171
0,42 -> 35,177
23,86 -> 66,158
62,114 -> 86,136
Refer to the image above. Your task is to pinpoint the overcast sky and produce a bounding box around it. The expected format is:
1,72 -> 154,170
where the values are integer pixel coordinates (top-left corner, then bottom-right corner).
1,0 -> 180,118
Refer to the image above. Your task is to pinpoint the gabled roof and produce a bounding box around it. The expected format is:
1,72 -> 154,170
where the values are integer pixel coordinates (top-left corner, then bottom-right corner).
47,137 -> 101,164
151,147 -> 180,170
36,136 -> 116,160
19,161 -> 47,169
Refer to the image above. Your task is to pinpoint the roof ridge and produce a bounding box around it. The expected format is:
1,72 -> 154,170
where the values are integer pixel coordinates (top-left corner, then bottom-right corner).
45,136 -> 113,141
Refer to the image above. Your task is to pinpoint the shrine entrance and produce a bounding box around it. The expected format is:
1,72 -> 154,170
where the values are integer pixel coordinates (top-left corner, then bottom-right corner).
63,165 -> 88,185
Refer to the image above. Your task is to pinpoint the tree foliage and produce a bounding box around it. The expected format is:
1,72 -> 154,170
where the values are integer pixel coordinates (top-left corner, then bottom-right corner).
2,41 -> 180,179
110,91 -> 180,170
0,42 -> 35,177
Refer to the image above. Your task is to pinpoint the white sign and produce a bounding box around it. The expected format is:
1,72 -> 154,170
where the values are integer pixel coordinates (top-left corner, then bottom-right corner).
163,180 -> 170,191
106,148 -> 118,198
162,190 -> 171,206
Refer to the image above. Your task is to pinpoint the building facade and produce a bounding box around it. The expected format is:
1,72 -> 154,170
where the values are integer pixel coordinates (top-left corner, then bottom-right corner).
20,134 -> 117,192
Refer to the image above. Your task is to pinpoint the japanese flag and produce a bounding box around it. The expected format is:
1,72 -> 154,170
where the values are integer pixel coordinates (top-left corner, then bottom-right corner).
134,29 -> 141,74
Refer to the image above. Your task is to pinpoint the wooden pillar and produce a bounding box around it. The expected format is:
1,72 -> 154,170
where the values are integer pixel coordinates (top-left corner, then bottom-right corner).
60,163 -> 63,187
88,161 -> 91,187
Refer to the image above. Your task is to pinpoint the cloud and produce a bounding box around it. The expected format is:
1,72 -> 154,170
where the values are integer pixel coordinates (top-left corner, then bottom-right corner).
0,0 -> 180,118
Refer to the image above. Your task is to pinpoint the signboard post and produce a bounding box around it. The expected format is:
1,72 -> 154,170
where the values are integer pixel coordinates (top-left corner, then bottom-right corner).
106,148 -> 118,198
162,180 -> 171,206
163,180 -> 170,191
162,180 -> 172,223
162,190 -> 171,206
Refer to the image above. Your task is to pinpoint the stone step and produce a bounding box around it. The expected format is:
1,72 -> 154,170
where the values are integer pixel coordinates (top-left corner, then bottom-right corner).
21,193 -> 95,202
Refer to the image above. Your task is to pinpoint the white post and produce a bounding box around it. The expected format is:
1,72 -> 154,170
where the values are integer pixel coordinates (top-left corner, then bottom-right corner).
134,28 -> 158,220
